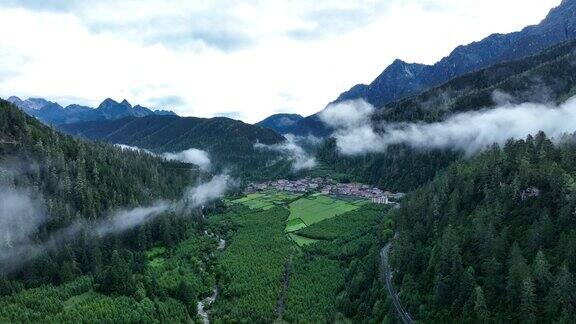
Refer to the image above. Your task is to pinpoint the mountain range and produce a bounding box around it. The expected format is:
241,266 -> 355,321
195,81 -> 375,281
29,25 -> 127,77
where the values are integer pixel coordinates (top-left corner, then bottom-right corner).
7,96 -> 175,125
256,113 -> 303,134
58,114 -> 291,180
318,37 -> 576,192
4,2 -> 576,323
264,0 -> 576,136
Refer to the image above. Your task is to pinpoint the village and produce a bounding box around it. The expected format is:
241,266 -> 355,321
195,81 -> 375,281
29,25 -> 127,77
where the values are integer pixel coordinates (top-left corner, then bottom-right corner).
245,177 -> 405,204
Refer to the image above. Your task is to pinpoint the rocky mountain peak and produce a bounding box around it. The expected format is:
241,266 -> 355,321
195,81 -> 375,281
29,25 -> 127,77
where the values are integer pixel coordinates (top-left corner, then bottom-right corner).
120,99 -> 132,108
98,98 -> 118,109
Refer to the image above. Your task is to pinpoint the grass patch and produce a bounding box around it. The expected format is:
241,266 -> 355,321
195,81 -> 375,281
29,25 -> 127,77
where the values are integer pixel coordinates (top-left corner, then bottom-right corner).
288,233 -> 318,246
285,218 -> 307,233
231,190 -> 301,210
295,204 -> 388,241
288,195 -> 361,226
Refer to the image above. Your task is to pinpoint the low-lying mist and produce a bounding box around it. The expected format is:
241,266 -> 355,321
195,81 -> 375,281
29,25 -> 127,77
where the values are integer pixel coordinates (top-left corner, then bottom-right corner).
254,135 -> 317,171
0,173 -> 235,274
321,96 -> 576,156
115,144 -> 212,171
162,148 -> 212,171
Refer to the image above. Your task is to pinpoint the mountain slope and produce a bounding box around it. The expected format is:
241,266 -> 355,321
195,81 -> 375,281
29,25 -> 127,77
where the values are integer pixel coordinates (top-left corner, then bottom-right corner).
0,99 -> 219,322
390,133 -> 576,322
256,113 -> 303,134
6,97 -> 176,125
0,99 -> 193,221
375,38 -> 576,124
58,115 -> 291,179
338,0 -> 576,108
318,38 -> 576,191
288,0 -> 576,136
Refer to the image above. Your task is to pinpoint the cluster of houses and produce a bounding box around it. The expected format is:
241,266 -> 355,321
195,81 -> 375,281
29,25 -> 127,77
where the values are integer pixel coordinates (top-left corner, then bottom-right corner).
245,177 -> 404,204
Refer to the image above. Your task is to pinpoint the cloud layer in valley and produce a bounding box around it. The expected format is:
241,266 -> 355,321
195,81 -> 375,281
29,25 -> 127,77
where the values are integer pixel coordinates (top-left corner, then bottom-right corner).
318,99 -> 374,129
178,174 -> 235,212
163,148 -> 212,171
0,173 -> 234,273
323,96 -> 576,156
0,186 -> 46,267
255,135 -> 317,171
114,144 -> 212,171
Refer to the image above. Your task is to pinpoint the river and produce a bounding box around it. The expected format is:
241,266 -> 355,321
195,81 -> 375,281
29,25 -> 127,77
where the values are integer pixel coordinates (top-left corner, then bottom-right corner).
197,230 -> 226,324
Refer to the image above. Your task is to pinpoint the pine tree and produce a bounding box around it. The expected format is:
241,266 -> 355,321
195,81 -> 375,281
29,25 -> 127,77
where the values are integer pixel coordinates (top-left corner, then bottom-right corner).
520,277 -> 536,323
99,250 -> 135,296
473,286 -> 489,322
533,250 -> 552,292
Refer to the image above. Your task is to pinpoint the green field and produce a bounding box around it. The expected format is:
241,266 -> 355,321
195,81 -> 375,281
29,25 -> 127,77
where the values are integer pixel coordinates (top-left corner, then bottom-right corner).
230,191 -> 301,210
288,195 -> 365,226
287,233 -> 318,246
285,218 -> 307,232
230,190 -> 369,246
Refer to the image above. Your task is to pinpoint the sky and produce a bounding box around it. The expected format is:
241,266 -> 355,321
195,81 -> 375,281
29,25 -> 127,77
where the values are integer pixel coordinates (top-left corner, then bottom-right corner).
0,0 -> 561,123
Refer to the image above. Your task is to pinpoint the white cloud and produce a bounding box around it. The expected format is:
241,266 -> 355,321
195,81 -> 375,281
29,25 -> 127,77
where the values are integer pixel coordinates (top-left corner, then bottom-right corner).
331,95 -> 576,156
178,174 -> 235,211
0,186 -> 45,261
95,202 -> 170,237
0,173 -> 234,272
0,0 -> 560,122
114,145 -> 212,171
162,148 -> 212,171
319,99 -> 374,128
255,135 -> 317,171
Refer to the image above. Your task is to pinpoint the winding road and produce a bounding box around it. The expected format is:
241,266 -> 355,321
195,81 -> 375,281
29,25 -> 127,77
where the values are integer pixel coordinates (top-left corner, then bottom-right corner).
380,242 -> 415,324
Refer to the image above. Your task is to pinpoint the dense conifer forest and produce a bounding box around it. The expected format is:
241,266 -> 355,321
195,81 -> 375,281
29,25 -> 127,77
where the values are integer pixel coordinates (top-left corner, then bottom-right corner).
0,100 -> 219,321
2,3 -> 576,322
391,133 -> 576,322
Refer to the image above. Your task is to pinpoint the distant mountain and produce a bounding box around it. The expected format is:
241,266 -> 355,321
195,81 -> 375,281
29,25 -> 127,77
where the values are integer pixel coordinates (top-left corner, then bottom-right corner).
6,96 -> 177,125
318,38 -> 576,192
58,115 -> 292,180
256,113 -> 303,134
286,0 -> 576,136
374,39 -> 576,124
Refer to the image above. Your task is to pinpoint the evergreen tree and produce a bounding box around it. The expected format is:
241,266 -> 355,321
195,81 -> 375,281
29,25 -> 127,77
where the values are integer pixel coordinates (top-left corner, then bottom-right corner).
473,286 -> 489,322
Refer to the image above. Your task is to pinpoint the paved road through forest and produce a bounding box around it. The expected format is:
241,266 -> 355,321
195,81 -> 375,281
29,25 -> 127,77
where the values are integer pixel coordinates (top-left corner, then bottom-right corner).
380,242 -> 415,324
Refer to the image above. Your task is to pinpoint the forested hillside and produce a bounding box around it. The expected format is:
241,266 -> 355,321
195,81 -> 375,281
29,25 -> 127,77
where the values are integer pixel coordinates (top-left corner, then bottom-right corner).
59,115 -> 293,180
0,99 -> 219,322
390,133 -> 576,322
256,113 -> 303,134
0,99 -> 193,224
318,39 -> 576,192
